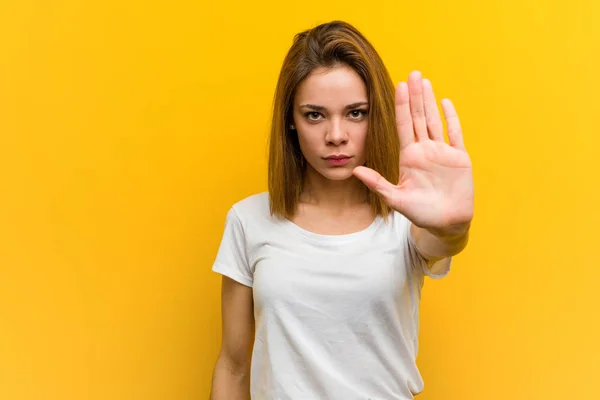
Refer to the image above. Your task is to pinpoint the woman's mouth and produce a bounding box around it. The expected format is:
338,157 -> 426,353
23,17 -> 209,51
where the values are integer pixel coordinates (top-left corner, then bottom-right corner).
324,155 -> 352,166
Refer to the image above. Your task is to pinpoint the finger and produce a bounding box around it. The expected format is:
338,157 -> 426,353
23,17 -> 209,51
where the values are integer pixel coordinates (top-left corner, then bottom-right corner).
353,166 -> 396,200
441,99 -> 465,150
408,71 -> 428,141
395,81 -> 414,150
422,78 -> 444,142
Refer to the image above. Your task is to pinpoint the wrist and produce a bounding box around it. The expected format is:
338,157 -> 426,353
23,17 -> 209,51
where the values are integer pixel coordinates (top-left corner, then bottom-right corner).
427,222 -> 471,240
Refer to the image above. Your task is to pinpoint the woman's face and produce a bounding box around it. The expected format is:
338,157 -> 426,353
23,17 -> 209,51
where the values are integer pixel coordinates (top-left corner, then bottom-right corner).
292,64 -> 369,182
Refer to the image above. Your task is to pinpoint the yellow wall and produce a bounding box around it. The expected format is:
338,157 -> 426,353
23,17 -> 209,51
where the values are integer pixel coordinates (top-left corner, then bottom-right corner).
1,1 -> 598,399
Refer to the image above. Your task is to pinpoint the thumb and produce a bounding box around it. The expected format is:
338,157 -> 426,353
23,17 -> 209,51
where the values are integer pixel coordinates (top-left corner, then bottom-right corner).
353,166 -> 396,200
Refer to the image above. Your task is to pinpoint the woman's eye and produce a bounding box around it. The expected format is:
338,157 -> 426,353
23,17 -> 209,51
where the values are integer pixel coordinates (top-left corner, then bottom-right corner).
304,110 -> 367,121
350,110 -> 368,119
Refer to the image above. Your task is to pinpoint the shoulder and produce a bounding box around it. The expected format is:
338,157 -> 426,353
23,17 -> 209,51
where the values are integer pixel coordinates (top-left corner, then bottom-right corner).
387,210 -> 452,279
225,192 -> 279,252
228,191 -> 274,228
383,209 -> 412,239
231,191 -> 270,216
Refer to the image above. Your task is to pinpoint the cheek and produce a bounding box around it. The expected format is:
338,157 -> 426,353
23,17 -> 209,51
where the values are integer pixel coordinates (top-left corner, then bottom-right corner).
297,131 -> 320,155
352,125 -> 369,150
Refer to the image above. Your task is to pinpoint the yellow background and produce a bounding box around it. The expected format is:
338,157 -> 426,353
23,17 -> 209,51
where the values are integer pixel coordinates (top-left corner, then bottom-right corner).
1,0 -> 599,399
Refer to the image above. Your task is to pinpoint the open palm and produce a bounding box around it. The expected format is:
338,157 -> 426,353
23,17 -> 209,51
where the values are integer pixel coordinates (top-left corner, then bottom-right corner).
353,71 -> 474,235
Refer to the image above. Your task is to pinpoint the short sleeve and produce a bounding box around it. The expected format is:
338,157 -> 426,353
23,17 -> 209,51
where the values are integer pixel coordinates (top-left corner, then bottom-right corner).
212,207 -> 253,287
405,219 -> 452,280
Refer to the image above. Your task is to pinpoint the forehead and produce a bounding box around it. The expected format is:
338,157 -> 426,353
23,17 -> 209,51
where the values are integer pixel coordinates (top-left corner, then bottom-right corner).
294,65 -> 367,106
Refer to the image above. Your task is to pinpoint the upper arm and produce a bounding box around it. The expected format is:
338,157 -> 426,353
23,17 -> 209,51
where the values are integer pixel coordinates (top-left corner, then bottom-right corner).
218,275 -> 255,372
211,206 -> 255,370
212,207 -> 254,286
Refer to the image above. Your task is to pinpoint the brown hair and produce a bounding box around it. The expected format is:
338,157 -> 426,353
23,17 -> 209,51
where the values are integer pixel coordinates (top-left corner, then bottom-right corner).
268,20 -> 399,220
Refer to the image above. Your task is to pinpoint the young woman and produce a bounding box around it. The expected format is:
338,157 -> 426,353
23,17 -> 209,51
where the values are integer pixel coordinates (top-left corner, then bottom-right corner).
210,20 -> 474,400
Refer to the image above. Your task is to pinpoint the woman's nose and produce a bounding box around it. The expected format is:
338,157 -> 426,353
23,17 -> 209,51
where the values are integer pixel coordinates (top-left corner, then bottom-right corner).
325,119 -> 348,145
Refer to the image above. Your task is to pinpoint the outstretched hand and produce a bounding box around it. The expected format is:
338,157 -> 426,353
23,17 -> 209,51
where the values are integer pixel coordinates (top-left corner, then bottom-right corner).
353,71 -> 474,237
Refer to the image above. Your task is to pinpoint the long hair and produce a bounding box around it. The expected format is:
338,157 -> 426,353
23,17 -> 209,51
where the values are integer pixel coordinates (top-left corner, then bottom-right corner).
268,20 -> 399,220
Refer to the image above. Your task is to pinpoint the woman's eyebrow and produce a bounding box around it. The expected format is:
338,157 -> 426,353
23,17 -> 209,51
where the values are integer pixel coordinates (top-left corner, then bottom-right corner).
299,101 -> 369,111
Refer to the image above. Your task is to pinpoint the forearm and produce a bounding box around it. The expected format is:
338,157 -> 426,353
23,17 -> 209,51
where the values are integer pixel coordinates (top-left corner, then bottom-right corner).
210,356 -> 250,400
410,223 -> 470,261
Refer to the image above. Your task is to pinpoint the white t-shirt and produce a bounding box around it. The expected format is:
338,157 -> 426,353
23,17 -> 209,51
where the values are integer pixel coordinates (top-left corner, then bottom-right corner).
212,192 -> 451,399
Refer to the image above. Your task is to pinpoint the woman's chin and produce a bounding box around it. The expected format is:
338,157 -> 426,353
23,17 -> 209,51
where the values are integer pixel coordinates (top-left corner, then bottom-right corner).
318,167 -> 356,181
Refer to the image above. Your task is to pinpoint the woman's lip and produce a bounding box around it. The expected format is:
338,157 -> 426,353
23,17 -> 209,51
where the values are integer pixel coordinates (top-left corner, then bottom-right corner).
325,156 -> 352,166
325,155 -> 352,160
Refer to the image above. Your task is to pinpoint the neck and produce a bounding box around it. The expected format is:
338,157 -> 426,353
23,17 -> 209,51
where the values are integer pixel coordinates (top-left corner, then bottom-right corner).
300,166 -> 369,210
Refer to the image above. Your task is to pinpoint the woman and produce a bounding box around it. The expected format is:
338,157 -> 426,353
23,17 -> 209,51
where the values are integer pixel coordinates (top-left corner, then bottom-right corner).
210,20 -> 474,399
